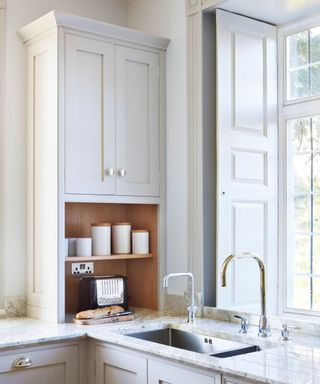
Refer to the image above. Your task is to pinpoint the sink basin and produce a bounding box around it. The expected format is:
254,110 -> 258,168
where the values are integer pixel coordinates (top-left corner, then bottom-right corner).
126,327 -> 261,358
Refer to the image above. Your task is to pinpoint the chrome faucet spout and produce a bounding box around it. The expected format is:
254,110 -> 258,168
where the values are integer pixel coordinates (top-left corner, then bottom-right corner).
220,252 -> 270,337
163,272 -> 196,324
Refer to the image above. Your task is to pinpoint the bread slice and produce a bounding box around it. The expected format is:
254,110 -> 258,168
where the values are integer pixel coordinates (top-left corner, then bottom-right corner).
76,305 -> 124,320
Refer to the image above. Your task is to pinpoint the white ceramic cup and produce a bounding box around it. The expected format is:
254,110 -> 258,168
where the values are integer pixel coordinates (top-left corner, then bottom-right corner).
76,238 -> 92,257
67,238 -> 77,257
92,223 -> 111,256
132,230 -> 149,254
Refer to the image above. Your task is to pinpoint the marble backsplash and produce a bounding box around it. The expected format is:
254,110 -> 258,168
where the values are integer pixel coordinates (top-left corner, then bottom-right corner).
3,297 -> 26,318
164,292 -> 320,337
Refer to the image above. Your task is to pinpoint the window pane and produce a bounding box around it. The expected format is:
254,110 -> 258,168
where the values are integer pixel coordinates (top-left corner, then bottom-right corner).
289,68 -> 310,99
314,195 -> 320,233
310,26 -> 320,63
311,116 -> 320,151
294,235 -> 310,273
313,236 -> 320,274
290,117 -> 311,152
287,114 -> 320,313
314,155 -> 320,191
310,64 -> 320,96
294,195 -> 311,232
293,155 -> 311,193
287,30 -> 309,68
287,27 -> 320,100
313,278 -> 320,311
293,276 -> 311,310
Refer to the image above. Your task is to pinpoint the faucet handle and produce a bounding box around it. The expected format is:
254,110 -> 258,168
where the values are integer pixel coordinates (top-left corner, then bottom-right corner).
234,315 -> 248,334
280,321 -> 300,341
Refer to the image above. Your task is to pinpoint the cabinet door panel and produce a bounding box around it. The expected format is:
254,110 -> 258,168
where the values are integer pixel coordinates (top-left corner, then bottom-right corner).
116,46 -> 160,197
96,345 -> 147,384
0,345 -> 78,384
148,360 -> 218,384
65,35 -> 115,195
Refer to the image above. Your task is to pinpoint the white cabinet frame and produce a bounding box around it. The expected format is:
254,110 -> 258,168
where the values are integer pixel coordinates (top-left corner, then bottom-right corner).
18,11 -> 169,322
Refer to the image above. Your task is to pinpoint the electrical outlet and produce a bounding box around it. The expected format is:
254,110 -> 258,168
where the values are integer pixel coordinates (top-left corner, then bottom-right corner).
72,262 -> 94,276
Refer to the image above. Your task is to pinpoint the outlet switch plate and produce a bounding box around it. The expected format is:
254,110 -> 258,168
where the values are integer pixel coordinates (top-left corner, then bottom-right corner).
72,262 -> 94,276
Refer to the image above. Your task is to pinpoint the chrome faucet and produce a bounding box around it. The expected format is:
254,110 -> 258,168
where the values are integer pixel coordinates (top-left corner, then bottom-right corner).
221,252 -> 271,337
163,272 -> 197,324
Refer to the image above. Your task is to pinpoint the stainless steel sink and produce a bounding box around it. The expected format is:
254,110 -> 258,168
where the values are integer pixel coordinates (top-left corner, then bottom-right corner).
126,328 -> 260,358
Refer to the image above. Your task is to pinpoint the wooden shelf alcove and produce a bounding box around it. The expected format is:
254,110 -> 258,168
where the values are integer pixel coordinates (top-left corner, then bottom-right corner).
65,202 -> 158,314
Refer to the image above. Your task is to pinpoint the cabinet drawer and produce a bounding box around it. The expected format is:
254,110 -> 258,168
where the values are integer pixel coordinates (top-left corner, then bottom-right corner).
0,345 -> 78,384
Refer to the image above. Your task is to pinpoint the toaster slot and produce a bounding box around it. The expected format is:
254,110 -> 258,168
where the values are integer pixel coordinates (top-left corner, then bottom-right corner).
96,278 -> 124,306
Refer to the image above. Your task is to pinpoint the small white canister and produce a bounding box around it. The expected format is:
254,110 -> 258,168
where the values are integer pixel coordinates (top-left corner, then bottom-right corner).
112,223 -> 131,254
76,238 -> 92,257
92,223 -> 111,256
132,230 -> 149,254
66,238 -> 77,257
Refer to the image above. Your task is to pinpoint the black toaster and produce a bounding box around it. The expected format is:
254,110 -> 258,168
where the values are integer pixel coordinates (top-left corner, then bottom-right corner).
79,275 -> 129,311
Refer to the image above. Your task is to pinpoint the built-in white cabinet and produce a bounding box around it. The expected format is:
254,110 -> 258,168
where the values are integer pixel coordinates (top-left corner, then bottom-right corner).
148,360 -> 220,384
95,345 -> 147,384
19,11 -> 169,322
65,36 -> 160,197
0,344 -> 80,384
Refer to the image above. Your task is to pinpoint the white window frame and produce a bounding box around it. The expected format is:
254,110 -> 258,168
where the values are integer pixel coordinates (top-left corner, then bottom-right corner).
0,0 -> 5,309
279,14 -> 320,319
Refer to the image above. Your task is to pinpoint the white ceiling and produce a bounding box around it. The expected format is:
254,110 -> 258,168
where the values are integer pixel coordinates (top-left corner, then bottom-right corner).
220,0 -> 320,25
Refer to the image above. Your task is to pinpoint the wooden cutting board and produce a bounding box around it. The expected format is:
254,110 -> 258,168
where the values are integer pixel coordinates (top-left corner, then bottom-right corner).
73,313 -> 134,325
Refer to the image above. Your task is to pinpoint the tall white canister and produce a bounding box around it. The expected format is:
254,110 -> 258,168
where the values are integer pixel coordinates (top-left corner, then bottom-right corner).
112,223 -> 131,254
92,223 -> 111,256
132,230 -> 149,254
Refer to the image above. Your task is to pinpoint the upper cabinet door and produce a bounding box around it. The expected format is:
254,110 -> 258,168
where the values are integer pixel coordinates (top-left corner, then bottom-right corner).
115,46 -> 160,197
65,35 -> 116,195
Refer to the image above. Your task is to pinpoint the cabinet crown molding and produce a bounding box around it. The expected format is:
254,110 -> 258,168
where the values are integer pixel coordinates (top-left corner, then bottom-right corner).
18,10 -> 170,50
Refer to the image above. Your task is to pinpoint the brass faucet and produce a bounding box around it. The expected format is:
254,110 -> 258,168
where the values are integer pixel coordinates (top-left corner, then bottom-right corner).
221,252 -> 270,337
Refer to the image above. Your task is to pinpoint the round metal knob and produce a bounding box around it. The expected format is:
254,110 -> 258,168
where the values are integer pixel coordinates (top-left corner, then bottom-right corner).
119,169 -> 126,177
106,168 -> 114,176
12,356 -> 32,369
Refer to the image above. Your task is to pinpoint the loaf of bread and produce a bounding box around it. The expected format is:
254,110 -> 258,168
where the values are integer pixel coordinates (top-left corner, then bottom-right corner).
76,305 -> 124,320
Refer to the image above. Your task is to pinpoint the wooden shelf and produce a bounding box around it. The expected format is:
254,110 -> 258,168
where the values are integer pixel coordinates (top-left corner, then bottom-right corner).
65,254 -> 153,262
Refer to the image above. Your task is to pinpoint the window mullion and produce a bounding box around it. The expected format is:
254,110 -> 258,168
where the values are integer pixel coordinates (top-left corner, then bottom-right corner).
310,117 -> 314,310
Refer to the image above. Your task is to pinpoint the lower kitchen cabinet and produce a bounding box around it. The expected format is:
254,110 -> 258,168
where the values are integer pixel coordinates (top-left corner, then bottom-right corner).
95,345 -> 147,384
148,360 -> 220,384
0,344 -> 79,384
95,344 -> 220,384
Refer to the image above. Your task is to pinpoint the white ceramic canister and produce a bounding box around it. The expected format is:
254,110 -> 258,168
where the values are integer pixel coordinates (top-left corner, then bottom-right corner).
76,238 -> 92,257
132,230 -> 149,254
92,223 -> 111,256
67,238 -> 77,257
112,223 -> 131,254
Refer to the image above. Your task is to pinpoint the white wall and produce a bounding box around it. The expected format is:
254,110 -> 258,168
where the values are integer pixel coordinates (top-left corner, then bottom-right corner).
128,0 -> 188,294
2,0 -> 128,302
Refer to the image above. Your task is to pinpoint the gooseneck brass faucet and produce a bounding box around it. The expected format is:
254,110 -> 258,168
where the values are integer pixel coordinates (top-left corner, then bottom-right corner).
221,252 -> 270,337
163,272 -> 197,324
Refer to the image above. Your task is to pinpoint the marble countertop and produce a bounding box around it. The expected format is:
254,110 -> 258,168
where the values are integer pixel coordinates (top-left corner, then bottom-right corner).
0,309 -> 319,384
